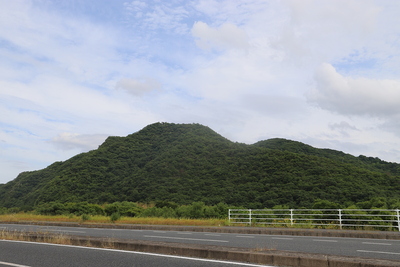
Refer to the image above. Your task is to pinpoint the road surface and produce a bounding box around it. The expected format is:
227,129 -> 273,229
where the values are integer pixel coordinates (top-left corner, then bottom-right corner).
1,224 -> 399,261
0,240 -> 272,267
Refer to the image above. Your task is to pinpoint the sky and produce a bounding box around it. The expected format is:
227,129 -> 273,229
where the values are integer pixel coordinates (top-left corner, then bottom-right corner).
1,0 -> 400,184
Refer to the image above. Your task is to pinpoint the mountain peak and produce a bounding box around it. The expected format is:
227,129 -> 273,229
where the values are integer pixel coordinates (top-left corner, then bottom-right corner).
1,122 -> 399,209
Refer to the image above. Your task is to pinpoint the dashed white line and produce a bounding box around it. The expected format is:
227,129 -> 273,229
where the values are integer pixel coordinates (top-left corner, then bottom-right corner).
144,235 -> 229,243
271,237 -> 293,240
176,232 -> 193,235
46,230 -> 86,233
362,242 -> 392,246
357,250 -> 400,256
0,261 -> 30,267
236,235 -> 255,238
152,231 -> 167,233
312,239 -> 338,243
204,234 -> 221,236
92,228 -> 141,232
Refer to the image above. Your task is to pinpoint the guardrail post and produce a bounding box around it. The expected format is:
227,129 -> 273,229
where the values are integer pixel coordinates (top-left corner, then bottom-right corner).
249,209 -> 252,225
228,209 -> 231,223
290,209 -> 293,226
396,209 -> 400,232
338,209 -> 342,230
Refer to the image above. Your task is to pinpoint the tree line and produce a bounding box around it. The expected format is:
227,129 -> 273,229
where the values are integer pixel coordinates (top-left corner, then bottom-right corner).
0,123 -> 399,210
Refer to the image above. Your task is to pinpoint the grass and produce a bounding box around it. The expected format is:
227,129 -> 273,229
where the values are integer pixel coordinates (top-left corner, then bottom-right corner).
0,229 -> 72,245
0,213 -> 227,226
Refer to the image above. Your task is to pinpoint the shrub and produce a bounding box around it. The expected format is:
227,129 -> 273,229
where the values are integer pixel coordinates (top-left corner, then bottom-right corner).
35,202 -> 67,215
110,212 -> 121,222
64,202 -> 104,216
0,207 -> 8,215
176,202 -> 205,219
138,207 -> 177,218
154,201 -> 178,209
81,214 -> 90,222
104,201 -> 143,217
35,202 -> 104,216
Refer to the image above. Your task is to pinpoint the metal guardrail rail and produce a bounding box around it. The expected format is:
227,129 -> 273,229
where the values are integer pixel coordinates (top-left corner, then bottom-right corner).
228,209 -> 400,231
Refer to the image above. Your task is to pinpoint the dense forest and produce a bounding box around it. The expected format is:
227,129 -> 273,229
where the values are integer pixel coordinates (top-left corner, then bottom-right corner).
0,122 -> 399,210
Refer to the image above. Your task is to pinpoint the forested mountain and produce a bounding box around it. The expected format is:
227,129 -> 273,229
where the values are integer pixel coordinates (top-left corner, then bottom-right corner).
0,122 -> 399,209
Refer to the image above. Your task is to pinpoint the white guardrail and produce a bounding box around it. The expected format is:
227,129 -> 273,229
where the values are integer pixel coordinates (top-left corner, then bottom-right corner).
228,209 -> 400,231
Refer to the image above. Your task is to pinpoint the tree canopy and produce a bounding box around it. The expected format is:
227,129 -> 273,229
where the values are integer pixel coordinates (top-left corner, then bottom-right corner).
0,122 -> 399,209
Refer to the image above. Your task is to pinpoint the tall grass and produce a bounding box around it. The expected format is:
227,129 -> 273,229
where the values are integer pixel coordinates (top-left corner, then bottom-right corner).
0,213 -> 227,226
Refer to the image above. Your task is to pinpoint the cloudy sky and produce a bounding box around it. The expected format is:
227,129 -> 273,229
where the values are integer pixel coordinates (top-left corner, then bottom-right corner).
1,0 -> 400,184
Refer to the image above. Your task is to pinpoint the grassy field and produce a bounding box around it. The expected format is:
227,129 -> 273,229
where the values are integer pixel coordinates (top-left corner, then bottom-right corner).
0,213 -> 228,226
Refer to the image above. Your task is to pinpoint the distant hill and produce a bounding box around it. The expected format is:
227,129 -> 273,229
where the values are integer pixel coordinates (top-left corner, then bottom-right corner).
0,122 -> 399,209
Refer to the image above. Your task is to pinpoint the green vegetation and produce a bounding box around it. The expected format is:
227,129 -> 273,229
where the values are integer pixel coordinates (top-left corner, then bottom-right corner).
32,201 -> 230,220
0,122 -> 399,211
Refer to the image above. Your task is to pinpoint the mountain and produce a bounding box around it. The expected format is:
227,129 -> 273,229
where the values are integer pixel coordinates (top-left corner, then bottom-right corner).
254,138 -> 400,175
0,122 -> 399,209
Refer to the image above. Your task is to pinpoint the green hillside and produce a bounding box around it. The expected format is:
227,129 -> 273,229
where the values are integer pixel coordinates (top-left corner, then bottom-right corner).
0,122 -> 399,209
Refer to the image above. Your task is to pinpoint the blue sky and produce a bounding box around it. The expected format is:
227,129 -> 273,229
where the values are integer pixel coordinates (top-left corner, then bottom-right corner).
1,0 -> 400,184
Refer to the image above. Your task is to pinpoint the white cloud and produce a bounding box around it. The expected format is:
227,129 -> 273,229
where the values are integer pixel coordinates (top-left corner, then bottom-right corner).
2,0 -> 400,184
329,121 -> 359,132
123,0 -> 190,35
182,48 -> 275,101
276,0 -> 380,63
309,63 -> 400,116
50,133 -> 108,151
191,21 -> 249,51
116,77 -> 161,96
241,94 -> 307,118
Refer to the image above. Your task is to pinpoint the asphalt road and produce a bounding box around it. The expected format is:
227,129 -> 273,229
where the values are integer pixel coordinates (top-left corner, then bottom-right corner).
1,224 -> 400,261
0,240 -> 272,267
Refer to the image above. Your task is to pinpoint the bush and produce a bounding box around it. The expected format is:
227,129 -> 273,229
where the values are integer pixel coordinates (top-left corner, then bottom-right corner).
138,207 -> 177,218
176,202 -> 205,219
34,201 -> 231,220
64,202 -> 105,216
35,202 -> 67,215
110,212 -> 121,222
0,207 -> 8,215
154,201 -> 178,209
104,201 -> 143,217
35,202 -> 104,216
81,214 -> 90,221
312,199 -> 341,209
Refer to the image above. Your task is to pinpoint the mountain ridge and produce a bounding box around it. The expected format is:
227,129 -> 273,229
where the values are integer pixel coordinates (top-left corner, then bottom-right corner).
0,122 -> 399,209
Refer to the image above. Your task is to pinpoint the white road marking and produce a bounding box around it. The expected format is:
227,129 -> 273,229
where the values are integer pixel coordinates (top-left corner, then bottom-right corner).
144,235 -> 229,243
46,230 -> 86,233
271,237 -> 293,240
109,229 -> 127,231
357,250 -> 400,255
152,231 -> 167,233
362,242 -> 392,246
204,234 -> 221,236
236,235 -> 255,238
1,240 -> 269,266
0,261 -> 31,267
109,229 -> 141,232
312,239 -> 338,242
176,232 -> 193,235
